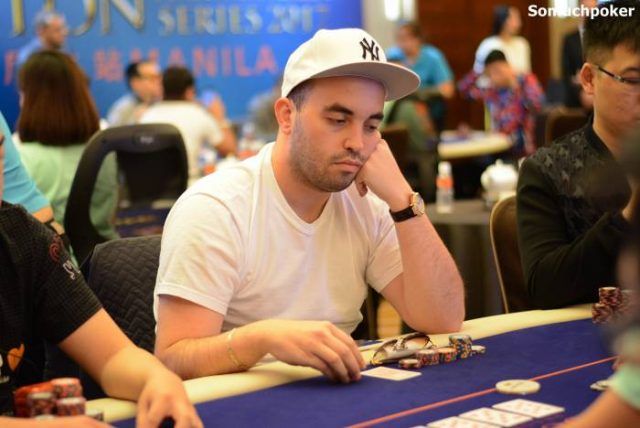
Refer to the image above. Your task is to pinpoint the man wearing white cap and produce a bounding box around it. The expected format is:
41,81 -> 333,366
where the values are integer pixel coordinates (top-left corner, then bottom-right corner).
154,28 -> 464,383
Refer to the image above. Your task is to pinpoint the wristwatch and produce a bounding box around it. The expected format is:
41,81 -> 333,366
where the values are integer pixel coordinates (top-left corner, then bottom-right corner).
390,192 -> 425,222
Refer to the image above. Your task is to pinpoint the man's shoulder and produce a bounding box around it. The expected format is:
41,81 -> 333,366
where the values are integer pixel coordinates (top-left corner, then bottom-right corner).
179,149 -> 267,207
524,125 -> 593,190
530,126 -> 589,164
109,93 -> 136,110
421,44 -> 445,58
0,203 -> 49,256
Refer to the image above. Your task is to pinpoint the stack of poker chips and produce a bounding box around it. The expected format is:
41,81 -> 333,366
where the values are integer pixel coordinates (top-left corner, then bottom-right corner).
449,334 -> 473,359
592,287 -> 638,324
13,377 -> 103,421
398,334 -> 486,369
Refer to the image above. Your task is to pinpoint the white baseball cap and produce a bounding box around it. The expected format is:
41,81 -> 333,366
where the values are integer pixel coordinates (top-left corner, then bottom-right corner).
281,28 -> 420,101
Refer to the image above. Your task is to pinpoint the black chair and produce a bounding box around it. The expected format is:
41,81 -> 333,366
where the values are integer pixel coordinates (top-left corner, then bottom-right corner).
65,124 -> 187,265
80,235 -> 161,398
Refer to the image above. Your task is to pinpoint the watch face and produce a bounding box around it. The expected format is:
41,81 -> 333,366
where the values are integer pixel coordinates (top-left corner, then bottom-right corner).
411,193 -> 425,216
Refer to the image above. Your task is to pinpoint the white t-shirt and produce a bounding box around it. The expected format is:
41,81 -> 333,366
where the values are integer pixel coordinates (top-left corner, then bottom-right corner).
140,101 -> 223,183
473,35 -> 531,74
154,143 -> 402,333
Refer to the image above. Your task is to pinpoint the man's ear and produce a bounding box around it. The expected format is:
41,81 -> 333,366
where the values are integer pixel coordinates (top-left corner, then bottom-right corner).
580,63 -> 596,96
274,97 -> 295,135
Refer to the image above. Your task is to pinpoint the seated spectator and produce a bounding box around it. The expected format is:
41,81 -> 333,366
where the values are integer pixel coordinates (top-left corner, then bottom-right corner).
387,22 -> 454,132
382,93 -> 438,201
517,0 -> 640,309
106,60 -> 162,127
458,50 -> 544,157
0,133 -> 202,427
16,51 -> 119,245
140,65 -> 236,184
473,5 -> 531,75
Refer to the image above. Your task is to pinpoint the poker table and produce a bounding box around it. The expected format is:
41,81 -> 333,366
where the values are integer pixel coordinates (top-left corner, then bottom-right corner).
438,131 -> 511,160
90,305 -> 614,427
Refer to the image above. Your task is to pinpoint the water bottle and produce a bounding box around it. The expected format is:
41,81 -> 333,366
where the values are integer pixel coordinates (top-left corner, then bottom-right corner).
436,161 -> 454,213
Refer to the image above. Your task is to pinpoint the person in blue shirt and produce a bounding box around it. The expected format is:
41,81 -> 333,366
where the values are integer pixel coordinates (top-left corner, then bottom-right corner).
0,111 -> 52,220
0,110 -> 68,249
387,22 -> 454,131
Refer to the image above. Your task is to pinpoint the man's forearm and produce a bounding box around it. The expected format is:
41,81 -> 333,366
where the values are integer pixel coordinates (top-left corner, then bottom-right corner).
395,215 -> 465,332
156,323 -> 267,379
99,346 -> 169,400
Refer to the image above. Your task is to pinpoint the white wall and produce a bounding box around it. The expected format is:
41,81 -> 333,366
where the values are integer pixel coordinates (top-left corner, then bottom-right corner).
362,0 -> 416,50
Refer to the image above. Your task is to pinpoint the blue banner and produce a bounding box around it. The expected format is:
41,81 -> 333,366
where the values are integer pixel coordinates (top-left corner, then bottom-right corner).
0,0 -> 362,129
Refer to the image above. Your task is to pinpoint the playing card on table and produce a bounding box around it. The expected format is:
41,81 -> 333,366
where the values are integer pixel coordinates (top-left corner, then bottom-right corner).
460,407 -> 532,427
361,366 -> 422,381
427,416 -> 499,427
493,399 -> 565,418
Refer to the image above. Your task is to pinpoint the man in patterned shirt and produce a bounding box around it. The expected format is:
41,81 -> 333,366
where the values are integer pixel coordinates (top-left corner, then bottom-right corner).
458,49 -> 544,157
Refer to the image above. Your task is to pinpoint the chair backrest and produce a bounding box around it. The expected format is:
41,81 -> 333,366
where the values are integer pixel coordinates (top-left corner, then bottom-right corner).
65,124 -> 187,264
489,195 -> 533,313
545,107 -> 588,144
381,126 -> 410,171
79,235 -> 161,398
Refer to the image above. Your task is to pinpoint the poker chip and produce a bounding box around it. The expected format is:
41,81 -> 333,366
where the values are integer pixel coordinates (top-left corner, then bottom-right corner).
590,379 -> 610,391
592,302 -> 613,324
51,378 -> 83,399
591,287 -> 634,324
86,408 -> 105,421
438,347 -> 457,363
416,349 -> 440,366
599,287 -> 622,308
471,345 -> 486,355
449,334 -> 473,359
56,397 -> 87,416
34,414 -> 57,420
495,379 -> 541,395
27,391 -> 56,417
13,382 -> 54,417
398,358 -> 422,369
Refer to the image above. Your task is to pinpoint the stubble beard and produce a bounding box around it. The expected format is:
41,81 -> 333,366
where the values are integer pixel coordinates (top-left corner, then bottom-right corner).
288,117 -> 358,193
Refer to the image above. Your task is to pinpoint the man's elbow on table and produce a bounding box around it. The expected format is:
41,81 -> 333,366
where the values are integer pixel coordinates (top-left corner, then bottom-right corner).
154,342 -> 190,380
405,305 -> 465,334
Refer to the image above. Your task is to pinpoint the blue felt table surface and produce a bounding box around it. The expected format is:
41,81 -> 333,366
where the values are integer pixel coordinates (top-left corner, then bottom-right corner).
115,319 -> 613,428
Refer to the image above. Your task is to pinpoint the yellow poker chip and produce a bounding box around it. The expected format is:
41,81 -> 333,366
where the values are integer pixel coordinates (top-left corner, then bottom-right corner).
495,379 -> 541,395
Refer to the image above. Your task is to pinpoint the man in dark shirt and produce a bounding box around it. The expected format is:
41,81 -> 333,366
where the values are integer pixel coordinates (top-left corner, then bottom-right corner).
0,138 -> 202,426
517,0 -> 640,309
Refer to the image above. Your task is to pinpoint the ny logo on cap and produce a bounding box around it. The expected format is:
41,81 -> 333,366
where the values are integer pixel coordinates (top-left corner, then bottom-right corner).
360,38 -> 380,61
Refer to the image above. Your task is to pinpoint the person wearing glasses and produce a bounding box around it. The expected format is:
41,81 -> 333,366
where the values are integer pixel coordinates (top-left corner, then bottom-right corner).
517,0 -> 640,309
106,60 -> 163,127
